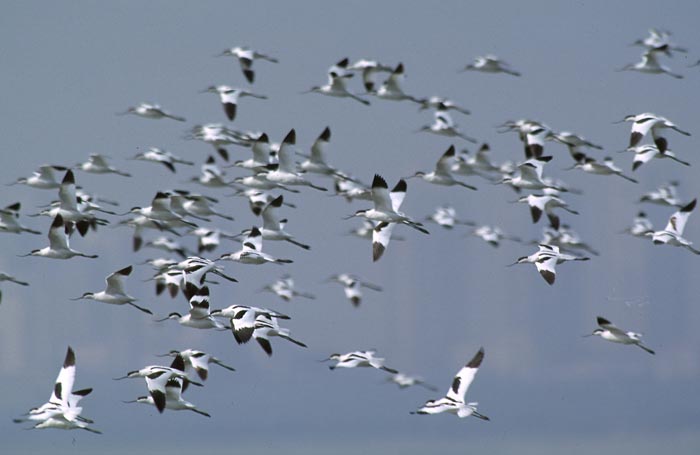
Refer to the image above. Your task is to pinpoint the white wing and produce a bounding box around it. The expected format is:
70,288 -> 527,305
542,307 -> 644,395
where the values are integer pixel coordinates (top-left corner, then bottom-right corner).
445,348 -> 484,403
665,199 -> 696,235
105,265 -> 132,295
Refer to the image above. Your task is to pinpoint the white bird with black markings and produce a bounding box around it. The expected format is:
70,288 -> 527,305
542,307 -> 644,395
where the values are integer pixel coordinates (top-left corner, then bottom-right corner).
118,102 -> 186,121
171,191 -> 234,222
499,156 -> 560,191
550,131 -> 603,158
425,205 -> 474,230
113,354 -> 200,385
631,28 -> 687,56
639,181 -> 684,207
386,373 -> 438,391
538,225 -> 599,257
260,275 -> 316,302
584,317 -> 655,355
326,273 -> 382,306
304,71 -> 370,106
0,202 -> 41,235
70,265 -> 152,314
200,85 -> 267,121
419,96 -> 471,116
348,58 -> 394,92
20,215 -> 98,259
571,157 -> 638,183
412,347 -> 489,420
349,174 -> 429,235
228,133 -> 274,171
126,192 -> 198,229
470,225 -> 521,248
625,144 -> 690,171
157,349 -> 236,383
256,195 -> 311,249
617,112 -> 690,154
249,314 -> 307,356
322,350 -> 398,373
263,130 -> 328,191
218,227 -> 293,265
617,50 -> 683,79
211,304 -> 290,345
9,165 -> 67,189
515,193 -> 579,230
406,145 -> 477,190
131,147 -> 194,173
646,199 -> 700,254
186,124 -> 255,161
218,46 -> 278,84
509,244 -> 589,285
156,286 -> 229,330
121,355 -> 208,416
461,55 -> 520,76
14,346 -> 100,434
35,170 -> 108,236
451,144 -> 502,178
126,376 -> 211,417
299,127 -> 342,177
417,111 -> 477,143
622,212 -> 654,237
372,63 -> 422,103
75,153 -> 131,177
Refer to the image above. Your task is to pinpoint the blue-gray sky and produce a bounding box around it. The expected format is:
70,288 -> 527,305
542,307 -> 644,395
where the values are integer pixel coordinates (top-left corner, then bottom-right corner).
1,1 -> 700,453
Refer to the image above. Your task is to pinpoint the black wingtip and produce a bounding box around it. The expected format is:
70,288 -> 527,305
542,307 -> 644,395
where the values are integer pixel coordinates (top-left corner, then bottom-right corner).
540,270 -> 555,285
372,242 -> 385,262
596,316 -> 610,326
681,198 -> 697,213
391,179 -> 407,193
283,129 -> 296,145
64,346 -> 76,368
170,354 -> 186,372
319,127 -> 331,141
62,170 -> 75,184
270,195 -> 284,207
117,265 -> 133,276
466,347 -> 484,368
372,174 -> 388,189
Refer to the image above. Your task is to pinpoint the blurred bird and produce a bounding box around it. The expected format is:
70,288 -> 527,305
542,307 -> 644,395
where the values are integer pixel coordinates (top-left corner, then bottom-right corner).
418,111 -> 477,143
323,350 -> 398,373
75,153 -> 131,177
9,165 -> 67,189
617,50 -> 683,79
461,55 -> 520,76
131,147 -> 194,173
371,63 -> 423,103
406,145 -> 477,190
260,275 -> 316,302
347,58 -> 394,92
584,317 -> 655,354
325,273 -> 382,306
200,85 -> 267,121
218,46 -> 278,84
118,102 -> 186,121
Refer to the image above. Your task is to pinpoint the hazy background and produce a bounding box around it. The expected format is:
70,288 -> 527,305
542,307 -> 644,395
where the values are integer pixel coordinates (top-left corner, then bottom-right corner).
1,1 -> 699,453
